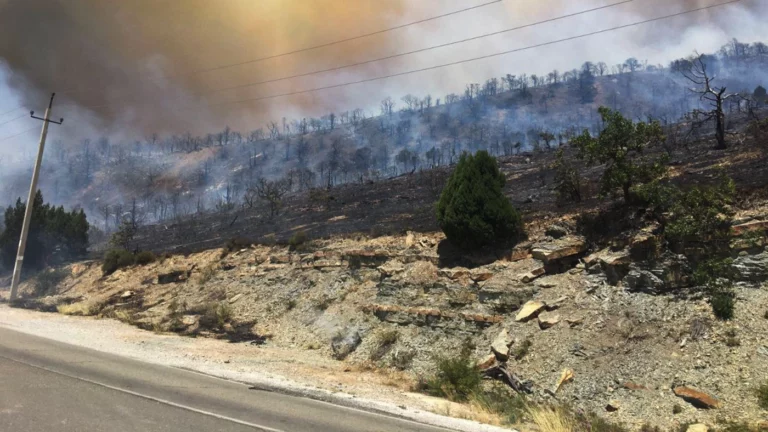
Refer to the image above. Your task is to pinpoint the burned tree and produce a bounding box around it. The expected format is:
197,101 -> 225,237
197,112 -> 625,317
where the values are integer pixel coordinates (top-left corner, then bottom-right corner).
248,178 -> 289,218
682,54 -> 736,150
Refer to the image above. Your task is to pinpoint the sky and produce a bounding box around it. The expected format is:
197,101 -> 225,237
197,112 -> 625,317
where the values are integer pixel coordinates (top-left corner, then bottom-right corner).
0,0 -> 766,153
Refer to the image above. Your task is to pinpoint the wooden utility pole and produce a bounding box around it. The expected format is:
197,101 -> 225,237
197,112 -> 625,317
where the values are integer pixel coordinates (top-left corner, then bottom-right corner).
9,93 -> 64,301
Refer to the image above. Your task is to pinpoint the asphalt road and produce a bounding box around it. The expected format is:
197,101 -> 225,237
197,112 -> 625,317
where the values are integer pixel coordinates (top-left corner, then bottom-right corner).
0,327 -> 452,432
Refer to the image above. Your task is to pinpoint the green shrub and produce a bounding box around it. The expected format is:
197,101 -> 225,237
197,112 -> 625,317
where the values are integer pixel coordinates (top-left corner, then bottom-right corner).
694,258 -> 737,320
102,249 -> 135,275
638,175 -> 735,250
288,231 -> 309,251
573,107 -> 666,202
512,338 -> 532,361
424,352 -> 482,402
711,291 -> 735,320
135,251 -> 156,265
198,302 -> 232,330
370,329 -> 399,361
33,268 -> 67,297
552,149 -> 582,205
472,384 -> 526,425
757,381 -> 768,410
0,191 -> 89,270
436,151 -> 522,250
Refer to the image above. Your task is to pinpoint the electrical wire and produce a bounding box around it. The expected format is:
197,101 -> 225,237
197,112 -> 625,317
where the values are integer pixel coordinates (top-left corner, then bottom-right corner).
209,0 -> 634,94
192,0 -> 504,75
212,0 -> 741,107
0,125 -> 39,143
0,113 -> 26,128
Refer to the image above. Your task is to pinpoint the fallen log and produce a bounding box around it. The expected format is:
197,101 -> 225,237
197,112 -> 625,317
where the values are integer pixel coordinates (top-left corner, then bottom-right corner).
482,365 -> 533,394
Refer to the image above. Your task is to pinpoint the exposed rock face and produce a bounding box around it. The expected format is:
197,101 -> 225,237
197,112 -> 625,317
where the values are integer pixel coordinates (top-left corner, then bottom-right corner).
532,236 -> 586,273
624,254 -> 690,293
545,225 -> 569,239
730,220 -> 768,236
585,248 -> 631,285
673,386 -> 721,409
732,250 -> 768,281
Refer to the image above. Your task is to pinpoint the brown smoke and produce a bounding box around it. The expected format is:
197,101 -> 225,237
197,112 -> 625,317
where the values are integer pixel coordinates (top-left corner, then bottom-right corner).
0,0 -> 764,137
0,0 -> 409,134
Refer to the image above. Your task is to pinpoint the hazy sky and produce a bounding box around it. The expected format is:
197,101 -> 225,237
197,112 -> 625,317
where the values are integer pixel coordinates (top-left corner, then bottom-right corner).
0,0 -> 766,149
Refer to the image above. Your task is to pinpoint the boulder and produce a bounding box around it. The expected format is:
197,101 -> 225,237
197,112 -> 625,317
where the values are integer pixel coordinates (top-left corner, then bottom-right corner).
378,261 -> 405,278
515,301 -> 546,322
673,386 -> 721,409
120,290 -> 134,299
538,312 -> 560,329
331,330 -> 362,360
624,254 -> 690,293
491,329 -> 512,361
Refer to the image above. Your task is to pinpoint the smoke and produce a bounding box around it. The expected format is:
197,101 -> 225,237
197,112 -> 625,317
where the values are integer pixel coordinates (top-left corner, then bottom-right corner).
1,0 -> 766,135
0,0 -> 766,215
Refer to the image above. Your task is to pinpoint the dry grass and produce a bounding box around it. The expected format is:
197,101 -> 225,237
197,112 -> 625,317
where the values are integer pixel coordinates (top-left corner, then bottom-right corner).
57,301 -> 100,316
111,310 -> 136,325
528,405 -> 573,432
196,264 -> 218,285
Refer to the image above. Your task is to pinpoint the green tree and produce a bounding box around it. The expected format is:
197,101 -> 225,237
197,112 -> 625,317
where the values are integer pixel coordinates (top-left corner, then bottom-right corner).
436,151 -> 522,250
574,107 -> 666,202
552,149 -> 582,205
0,191 -> 89,269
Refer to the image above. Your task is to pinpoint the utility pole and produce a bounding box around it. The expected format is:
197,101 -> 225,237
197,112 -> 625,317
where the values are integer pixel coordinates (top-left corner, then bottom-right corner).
9,93 -> 64,301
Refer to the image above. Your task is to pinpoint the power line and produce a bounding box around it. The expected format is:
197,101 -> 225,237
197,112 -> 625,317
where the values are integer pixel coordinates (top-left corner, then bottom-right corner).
209,0 -> 634,94
60,0 -> 634,111
51,0 -> 502,103
0,113 -> 26,128
213,0 -> 741,107
193,0 -> 503,76
0,125 -> 38,143
0,107 -> 23,117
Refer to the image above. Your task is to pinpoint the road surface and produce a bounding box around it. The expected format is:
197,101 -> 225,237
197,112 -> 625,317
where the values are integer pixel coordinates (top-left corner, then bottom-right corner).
0,327 -> 452,432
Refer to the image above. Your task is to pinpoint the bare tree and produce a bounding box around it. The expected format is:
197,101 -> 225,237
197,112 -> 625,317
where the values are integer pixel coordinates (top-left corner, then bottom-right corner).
682,53 -> 736,149
249,178 -> 289,218
380,97 -> 395,117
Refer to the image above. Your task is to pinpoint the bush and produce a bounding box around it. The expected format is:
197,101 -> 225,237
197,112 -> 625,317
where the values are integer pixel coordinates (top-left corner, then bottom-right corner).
757,381 -> 768,410
102,249 -> 135,275
573,107 -> 666,202
370,329 -> 399,361
33,268 -> 67,297
288,231 -> 308,251
135,251 -> 156,265
552,149 -> 582,205
0,190 -> 89,270
711,291 -> 735,320
694,258 -> 736,320
473,384 -> 527,425
638,175 -> 735,251
198,302 -> 232,330
436,151 -> 523,250
424,352 -> 482,402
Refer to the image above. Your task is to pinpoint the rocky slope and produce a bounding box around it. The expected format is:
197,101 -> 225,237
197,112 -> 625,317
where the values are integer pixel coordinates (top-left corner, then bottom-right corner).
6,210 -> 768,430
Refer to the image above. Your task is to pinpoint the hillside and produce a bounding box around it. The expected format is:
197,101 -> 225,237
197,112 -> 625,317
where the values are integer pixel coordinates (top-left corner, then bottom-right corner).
2,40 -> 766,246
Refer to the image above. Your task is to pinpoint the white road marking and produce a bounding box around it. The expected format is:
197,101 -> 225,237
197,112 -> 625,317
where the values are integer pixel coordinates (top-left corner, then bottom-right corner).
0,354 -> 286,432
